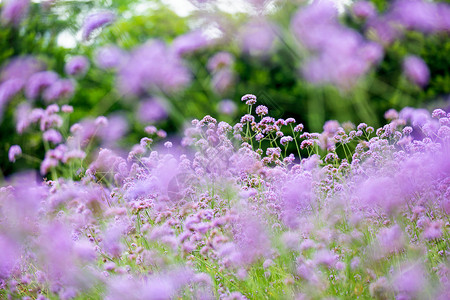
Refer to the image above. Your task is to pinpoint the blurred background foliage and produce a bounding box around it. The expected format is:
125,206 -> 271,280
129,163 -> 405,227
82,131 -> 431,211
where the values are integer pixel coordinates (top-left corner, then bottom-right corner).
1,0 -> 449,176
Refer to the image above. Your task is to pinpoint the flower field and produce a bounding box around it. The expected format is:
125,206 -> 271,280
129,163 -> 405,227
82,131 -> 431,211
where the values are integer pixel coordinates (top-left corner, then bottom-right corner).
0,0 -> 449,299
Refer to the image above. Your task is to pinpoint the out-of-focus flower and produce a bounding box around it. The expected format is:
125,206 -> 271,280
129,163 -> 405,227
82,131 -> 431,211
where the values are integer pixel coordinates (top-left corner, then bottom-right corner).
43,129 -> 63,144
117,41 -> 191,96
171,30 -> 211,56
8,145 -> 22,162
138,98 -> 168,123
95,45 -> 127,69
352,1 -> 376,19
218,99 -> 237,116
403,55 -> 430,87
1,0 -> 30,27
82,11 -> 116,40
65,56 -> 90,77
240,20 -> 277,56
393,263 -> 427,299
292,0 -> 383,89
25,71 -> 59,99
42,79 -> 75,102
390,0 -> 443,33
0,79 -> 24,113
207,52 -> 234,73
211,69 -> 234,94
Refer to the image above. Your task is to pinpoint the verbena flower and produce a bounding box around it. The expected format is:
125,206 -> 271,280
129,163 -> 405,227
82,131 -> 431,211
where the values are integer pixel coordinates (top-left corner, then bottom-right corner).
81,11 -> 116,40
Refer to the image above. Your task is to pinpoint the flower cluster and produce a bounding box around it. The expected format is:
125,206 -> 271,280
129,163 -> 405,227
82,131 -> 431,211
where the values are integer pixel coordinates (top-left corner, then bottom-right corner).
2,93 -> 449,299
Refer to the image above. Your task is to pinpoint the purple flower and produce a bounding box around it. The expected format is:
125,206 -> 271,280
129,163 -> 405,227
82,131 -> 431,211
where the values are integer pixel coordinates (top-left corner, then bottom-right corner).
171,30 -> 210,57
255,105 -> 268,116
138,98 -> 168,123
95,45 -> 126,69
42,79 -> 75,102
323,120 -> 340,135
390,0 -> 444,33
218,99 -> 237,116
403,55 -> 430,87
0,78 -> 24,108
352,1 -> 376,19
393,263 -> 426,299
82,11 -> 116,40
25,71 -> 59,99
207,52 -> 234,73
8,145 -> 22,162
292,0 -> 382,88
117,41 -> 191,96
43,129 -> 63,144
211,69 -> 234,94
239,20 -> 277,56
1,56 -> 43,82
65,56 -> 90,77
1,0 -> 30,27
241,94 -> 257,105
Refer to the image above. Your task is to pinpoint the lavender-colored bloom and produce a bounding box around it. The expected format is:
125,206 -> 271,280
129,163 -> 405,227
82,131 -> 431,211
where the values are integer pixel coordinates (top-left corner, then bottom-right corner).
390,0 -> 444,33
97,114 -> 128,146
240,20 -> 277,56
211,69 -> 234,94
171,30 -> 210,57
95,45 -> 126,69
218,99 -> 237,116
117,41 -> 191,96
25,71 -> 59,99
403,55 -> 430,87
1,56 -> 43,82
0,78 -> 24,107
323,120 -> 340,135
255,105 -> 268,116
366,17 -> 401,45
138,98 -> 168,123
42,79 -> 75,102
352,1 -> 376,19
292,1 -> 382,88
0,234 -> 20,279
1,0 -> 30,27
207,52 -> 234,73
8,145 -> 22,162
65,56 -> 90,77
393,263 -> 426,299
43,129 -> 63,144
82,11 -> 116,40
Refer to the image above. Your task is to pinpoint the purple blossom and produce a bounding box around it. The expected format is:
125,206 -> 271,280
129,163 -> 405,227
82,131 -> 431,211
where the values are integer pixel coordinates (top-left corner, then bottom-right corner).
211,69 -> 234,94
352,1 -> 376,19
42,79 -> 75,102
292,0 -> 383,88
390,0 -> 446,33
43,129 -> 63,144
117,41 -> 191,96
1,0 -> 30,27
8,145 -> 22,162
25,71 -> 59,99
82,11 -> 116,40
138,98 -> 169,124
171,30 -> 211,57
65,56 -> 90,77
393,263 -> 427,299
255,105 -> 268,116
218,99 -> 237,116
241,94 -> 257,105
95,45 -> 127,69
240,20 -> 277,56
0,79 -> 24,118
207,52 -> 234,73
403,55 -> 430,87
